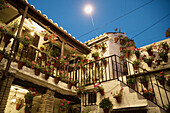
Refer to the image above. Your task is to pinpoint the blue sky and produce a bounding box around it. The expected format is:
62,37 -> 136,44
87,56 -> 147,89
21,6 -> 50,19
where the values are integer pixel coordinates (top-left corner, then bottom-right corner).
27,0 -> 170,48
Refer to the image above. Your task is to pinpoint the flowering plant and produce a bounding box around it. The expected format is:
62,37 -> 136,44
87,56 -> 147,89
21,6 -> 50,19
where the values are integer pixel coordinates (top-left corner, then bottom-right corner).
146,45 -> 153,51
94,83 -> 104,93
125,41 -> 134,47
67,77 -> 75,85
0,0 -> 10,10
133,59 -> 140,65
76,84 -> 85,94
143,55 -> 154,63
99,97 -> 113,109
159,42 -> 169,51
20,35 -> 32,46
123,48 -> 131,54
92,52 -> 99,58
156,71 -> 165,81
133,48 -> 141,55
141,89 -> 155,97
139,76 -> 148,83
99,43 -> 106,50
113,87 -> 123,98
94,43 -> 101,49
59,99 -> 70,111
24,88 -> 38,101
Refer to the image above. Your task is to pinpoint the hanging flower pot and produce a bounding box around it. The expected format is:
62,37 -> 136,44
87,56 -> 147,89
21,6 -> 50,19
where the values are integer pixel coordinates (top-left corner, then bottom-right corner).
120,47 -> 123,52
115,96 -> 122,103
94,56 -> 98,60
103,108 -> 110,113
146,61 -> 152,67
18,61 -> 24,69
135,53 -> 140,59
67,83 -> 72,89
3,34 -> 11,44
44,34 -> 48,41
44,74 -> 50,80
0,53 -> 5,62
114,37 -> 119,43
34,68 -> 40,76
16,103 -> 21,110
77,93 -> 81,98
163,56 -> 168,62
100,89 -> 104,96
54,77 -> 60,84
158,80 -> 165,86
125,52 -> 130,58
133,64 -> 138,70
147,50 -> 153,56
102,60 -> 107,67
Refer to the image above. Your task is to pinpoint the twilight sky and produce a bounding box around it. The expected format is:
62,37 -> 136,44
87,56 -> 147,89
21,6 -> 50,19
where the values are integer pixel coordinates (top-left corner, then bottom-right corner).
27,0 -> 170,48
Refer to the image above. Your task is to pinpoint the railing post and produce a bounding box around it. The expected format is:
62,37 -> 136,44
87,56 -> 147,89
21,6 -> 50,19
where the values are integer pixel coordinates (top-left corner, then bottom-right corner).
114,55 -> 119,80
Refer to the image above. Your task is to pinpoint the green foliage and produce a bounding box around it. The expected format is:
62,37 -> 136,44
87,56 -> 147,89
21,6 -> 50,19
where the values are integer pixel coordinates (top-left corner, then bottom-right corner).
142,89 -> 155,97
76,84 -> 85,94
59,99 -> 69,111
92,52 -> 99,57
146,46 -> 152,51
133,60 -> 140,65
127,78 -> 136,85
99,98 -> 113,109
139,76 -> 148,83
143,56 -> 154,63
156,71 -> 165,81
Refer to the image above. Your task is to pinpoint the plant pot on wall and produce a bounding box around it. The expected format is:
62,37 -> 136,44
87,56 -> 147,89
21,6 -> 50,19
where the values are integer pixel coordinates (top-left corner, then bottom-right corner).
54,77 -> 60,84
67,83 -> 73,89
115,96 -> 122,103
103,108 -> 110,113
18,61 -> 24,69
34,68 -> 40,76
133,64 -> 138,70
146,61 -> 152,67
135,53 -> 140,59
44,74 -> 50,80
3,34 -> 11,45
100,89 -> 104,96
147,50 -> 153,56
114,37 -> 119,43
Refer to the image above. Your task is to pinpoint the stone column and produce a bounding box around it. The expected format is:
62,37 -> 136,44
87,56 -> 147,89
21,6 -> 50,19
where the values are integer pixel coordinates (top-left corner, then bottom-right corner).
38,89 -> 55,113
0,76 -> 14,113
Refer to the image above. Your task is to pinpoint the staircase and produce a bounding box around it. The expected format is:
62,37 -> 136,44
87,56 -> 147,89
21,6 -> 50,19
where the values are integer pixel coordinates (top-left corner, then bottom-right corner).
77,55 -> 169,113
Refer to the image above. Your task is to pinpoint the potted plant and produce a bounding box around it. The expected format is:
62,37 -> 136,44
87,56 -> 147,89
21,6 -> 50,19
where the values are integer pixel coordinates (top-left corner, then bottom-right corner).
20,35 -> 32,48
159,42 -> 169,51
16,98 -> 23,110
156,71 -> 165,86
123,48 -> 131,59
143,56 -> 154,67
146,46 -> 153,56
71,48 -> 77,58
25,104 -> 32,113
114,37 -> 119,43
59,99 -> 70,112
94,43 -> 100,49
54,75 -> 61,84
76,84 -> 85,98
67,78 -> 75,89
112,87 -> 123,103
24,88 -> 38,104
159,51 -> 168,62
125,41 -> 135,48
132,60 -> 140,70
141,89 -> 155,101
99,98 -> 113,113
127,78 -> 136,89
139,76 -> 148,89
94,83 -> 104,95
100,43 -> 107,51
92,52 -> 99,60
133,48 -> 141,59
155,58 -> 162,66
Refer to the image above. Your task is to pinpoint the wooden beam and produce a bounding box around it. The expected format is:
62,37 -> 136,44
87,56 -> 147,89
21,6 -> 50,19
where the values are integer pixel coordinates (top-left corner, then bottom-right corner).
61,41 -> 65,58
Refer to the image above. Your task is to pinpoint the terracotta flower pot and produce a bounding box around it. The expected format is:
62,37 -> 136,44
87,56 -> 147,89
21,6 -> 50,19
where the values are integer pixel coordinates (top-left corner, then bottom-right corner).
16,103 -> 21,110
54,77 -> 60,84
44,74 -> 50,80
103,108 -> 110,113
163,56 -> 168,62
115,96 -> 122,103
100,89 -> 104,96
120,47 -> 123,52
67,83 -> 72,89
114,37 -> 119,43
44,34 -> 48,41
102,60 -> 107,67
94,56 -> 98,60
133,64 -> 138,70
135,53 -> 140,59
34,68 -> 40,76
3,34 -> 11,44
0,53 -> 5,62
102,47 -> 106,52
120,39 -> 125,45
146,62 -> 152,67
18,61 -> 24,69
125,52 -> 130,58
147,50 -> 153,56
